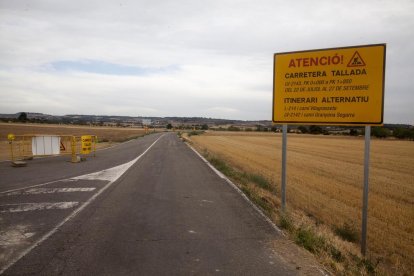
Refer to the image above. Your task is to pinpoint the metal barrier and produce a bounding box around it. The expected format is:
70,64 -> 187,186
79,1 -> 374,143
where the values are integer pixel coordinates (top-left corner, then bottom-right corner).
7,134 -> 97,166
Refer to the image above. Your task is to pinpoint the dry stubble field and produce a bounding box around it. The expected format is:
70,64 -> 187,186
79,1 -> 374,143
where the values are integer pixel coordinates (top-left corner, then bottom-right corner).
190,131 -> 413,274
0,123 -> 151,161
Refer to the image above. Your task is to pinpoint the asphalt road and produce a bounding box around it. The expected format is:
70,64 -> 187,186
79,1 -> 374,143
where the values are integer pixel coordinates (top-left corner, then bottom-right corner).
0,133 -> 165,192
0,133 -> 324,275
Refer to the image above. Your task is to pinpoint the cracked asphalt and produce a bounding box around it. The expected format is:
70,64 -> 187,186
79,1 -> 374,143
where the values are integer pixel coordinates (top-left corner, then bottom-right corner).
1,133 -> 324,275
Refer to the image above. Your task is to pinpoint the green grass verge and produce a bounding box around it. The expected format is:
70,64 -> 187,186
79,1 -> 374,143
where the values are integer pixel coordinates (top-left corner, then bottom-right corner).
295,227 -> 326,253
188,130 -> 205,137
204,153 -> 274,215
279,212 -> 294,232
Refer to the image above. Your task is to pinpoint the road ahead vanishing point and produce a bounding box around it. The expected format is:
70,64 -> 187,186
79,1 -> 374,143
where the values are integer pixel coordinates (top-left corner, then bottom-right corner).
0,133 -> 324,275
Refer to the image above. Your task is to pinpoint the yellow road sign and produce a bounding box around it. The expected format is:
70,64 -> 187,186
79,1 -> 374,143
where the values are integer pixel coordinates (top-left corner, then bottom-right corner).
81,135 -> 92,154
273,44 -> 386,125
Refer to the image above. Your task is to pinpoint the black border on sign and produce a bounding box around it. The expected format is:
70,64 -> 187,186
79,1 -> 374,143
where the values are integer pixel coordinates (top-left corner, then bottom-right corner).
272,43 -> 386,125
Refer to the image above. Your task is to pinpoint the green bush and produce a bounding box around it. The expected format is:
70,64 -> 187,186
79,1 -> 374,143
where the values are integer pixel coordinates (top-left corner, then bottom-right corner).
188,130 -> 204,137
329,245 -> 344,262
298,125 -> 308,133
309,125 -> 323,134
245,173 -> 273,191
279,212 -> 294,232
358,258 -> 379,274
207,156 -> 235,177
334,222 -> 359,243
393,127 -> 414,140
295,227 -> 326,253
371,127 -> 390,138
228,126 -> 240,131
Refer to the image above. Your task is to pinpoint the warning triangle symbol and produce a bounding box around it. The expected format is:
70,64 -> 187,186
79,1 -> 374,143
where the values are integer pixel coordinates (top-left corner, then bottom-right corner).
347,51 -> 366,67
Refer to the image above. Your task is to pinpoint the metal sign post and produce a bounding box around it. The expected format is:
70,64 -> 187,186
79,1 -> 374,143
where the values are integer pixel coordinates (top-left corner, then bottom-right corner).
281,124 -> 287,212
361,125 -> 371,255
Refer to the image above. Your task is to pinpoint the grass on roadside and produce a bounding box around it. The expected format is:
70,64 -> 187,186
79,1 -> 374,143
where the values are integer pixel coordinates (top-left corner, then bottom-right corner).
206,153 -> 275,191
334,222 -> 359,243
188,130 -> 205,137
115,134 -> 147,143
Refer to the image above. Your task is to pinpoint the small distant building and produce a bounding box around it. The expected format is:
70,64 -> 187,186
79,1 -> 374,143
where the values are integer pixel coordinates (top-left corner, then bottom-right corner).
142,119 -> 152,125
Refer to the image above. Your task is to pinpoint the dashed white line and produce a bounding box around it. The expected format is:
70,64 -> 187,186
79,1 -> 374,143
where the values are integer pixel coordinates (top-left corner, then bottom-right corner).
0,202 -> 79,213
3,188 -> 96,196
0,179 -> 77,195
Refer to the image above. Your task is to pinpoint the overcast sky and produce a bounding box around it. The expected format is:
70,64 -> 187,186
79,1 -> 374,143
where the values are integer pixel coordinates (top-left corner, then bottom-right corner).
0,0 -> 413,123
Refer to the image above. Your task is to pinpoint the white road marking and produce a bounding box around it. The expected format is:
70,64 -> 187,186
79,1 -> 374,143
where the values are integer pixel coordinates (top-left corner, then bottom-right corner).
3,188 -> 96,196
0,134 -> 164,274
0,179 -> 79,195
72,159 -> 138,182
0,202 -> 79,213
201,199 -> 214,203
60,179 -> 77,182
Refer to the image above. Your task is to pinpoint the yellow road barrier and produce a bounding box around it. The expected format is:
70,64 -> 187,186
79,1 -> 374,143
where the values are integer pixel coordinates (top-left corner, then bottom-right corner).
7,134 -> 98,166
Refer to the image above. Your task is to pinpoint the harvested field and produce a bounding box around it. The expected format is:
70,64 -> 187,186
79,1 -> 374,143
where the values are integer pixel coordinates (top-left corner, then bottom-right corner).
190,131 -> 414,275
0,123 -> 154,161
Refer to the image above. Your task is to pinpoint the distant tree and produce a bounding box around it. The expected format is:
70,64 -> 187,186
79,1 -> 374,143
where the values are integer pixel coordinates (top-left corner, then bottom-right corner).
201,124 -> 209,130
372,127 -> 390,138
392,128 -> 404,139
271,126 -> 278,132
349,129 -> 358,136
309,125 -> 323,134
18,112 -> 27,122
255,125 -> 264,132
409,129 -> 414,140
166,123 -> 173,129
392,127 -> 413,140
298,125 -> 308,134
228,126 -> 240,131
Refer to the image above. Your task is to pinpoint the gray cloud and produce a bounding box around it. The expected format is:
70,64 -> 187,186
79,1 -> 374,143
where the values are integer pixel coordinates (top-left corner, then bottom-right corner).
0,0 -> 413,123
